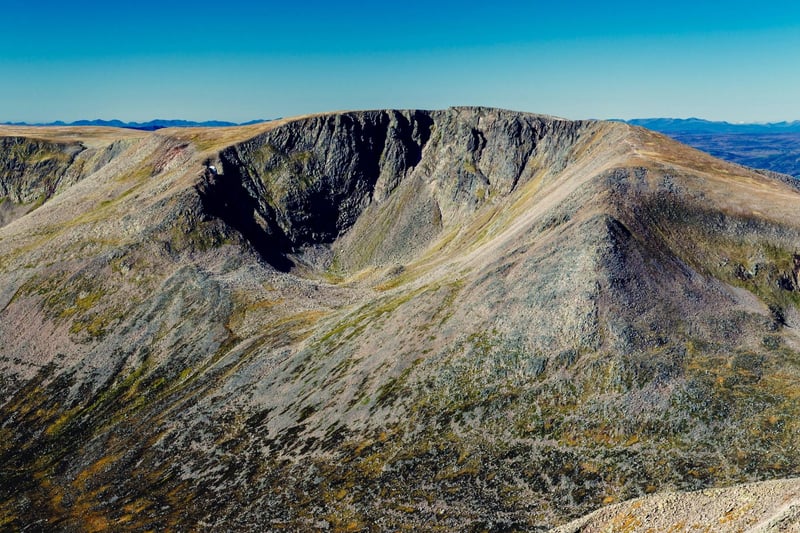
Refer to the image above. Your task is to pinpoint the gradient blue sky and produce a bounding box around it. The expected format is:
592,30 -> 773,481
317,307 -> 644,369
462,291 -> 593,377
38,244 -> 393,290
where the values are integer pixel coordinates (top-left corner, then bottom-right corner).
1,0 -> 799,123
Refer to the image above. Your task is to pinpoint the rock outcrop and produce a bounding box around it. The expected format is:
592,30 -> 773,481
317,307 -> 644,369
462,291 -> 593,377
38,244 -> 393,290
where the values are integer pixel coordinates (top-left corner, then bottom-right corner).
0,136 -> 84,204
553,477 -> 800,532
205,108 -> 595,271
0,132 -> 142,227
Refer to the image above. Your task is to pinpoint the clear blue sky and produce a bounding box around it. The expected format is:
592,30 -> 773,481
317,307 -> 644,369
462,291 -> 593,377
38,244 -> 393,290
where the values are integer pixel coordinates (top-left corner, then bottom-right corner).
1,0 -> 799,123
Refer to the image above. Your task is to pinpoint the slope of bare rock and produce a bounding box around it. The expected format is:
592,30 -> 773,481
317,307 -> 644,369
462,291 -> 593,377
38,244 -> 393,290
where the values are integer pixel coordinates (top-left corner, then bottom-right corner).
552,477 -> 800,532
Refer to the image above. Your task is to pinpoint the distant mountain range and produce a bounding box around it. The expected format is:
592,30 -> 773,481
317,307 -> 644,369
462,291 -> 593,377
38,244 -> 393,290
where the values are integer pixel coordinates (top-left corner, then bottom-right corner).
0,118 -> 270,131
622,117 -> 800,134
622,118 -> 800,177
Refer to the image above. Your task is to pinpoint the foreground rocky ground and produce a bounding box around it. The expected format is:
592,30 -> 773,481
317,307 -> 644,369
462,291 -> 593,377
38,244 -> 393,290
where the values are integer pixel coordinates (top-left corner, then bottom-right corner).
554,477 -> 800,532
1,108 -> 799,530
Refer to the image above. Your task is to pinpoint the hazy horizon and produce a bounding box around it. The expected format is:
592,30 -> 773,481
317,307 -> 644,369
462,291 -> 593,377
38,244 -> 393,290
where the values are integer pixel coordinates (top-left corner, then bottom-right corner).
2,0 -> 799,123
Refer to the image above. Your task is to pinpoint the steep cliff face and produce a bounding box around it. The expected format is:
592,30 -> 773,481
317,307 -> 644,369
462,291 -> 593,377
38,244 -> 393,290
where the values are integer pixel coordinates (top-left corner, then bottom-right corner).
207,108 -> 598,271
0,133 -> 141,227
1,109 -> 800,531
218,110 -> 432,247
0,136 -> 84,204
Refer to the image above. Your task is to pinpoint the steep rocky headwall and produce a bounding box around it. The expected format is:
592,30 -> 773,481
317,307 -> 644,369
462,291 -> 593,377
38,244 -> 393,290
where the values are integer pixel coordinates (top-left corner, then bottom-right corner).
0,135 -> 136,227
0,137 -> 84,202
206,108 -> 595,270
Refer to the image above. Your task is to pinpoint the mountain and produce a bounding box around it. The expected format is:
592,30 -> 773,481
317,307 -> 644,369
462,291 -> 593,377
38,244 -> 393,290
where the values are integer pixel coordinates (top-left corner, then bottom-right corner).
664,132 -> 800,179
0,119 -> 271,131
622,118 -> 800,178
623,117 -> 800,134
1,108 -> 800,531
